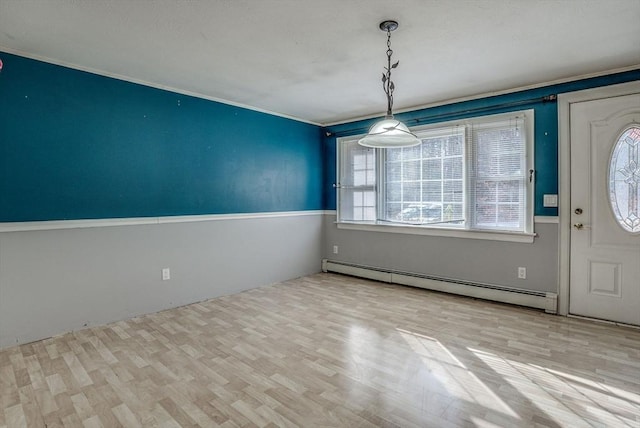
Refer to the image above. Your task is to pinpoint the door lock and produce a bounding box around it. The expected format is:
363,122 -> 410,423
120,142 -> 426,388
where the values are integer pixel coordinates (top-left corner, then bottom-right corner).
574,208 -> 583,215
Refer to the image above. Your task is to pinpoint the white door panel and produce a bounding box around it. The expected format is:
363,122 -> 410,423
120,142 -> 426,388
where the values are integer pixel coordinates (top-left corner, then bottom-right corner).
569,93 -> 640,325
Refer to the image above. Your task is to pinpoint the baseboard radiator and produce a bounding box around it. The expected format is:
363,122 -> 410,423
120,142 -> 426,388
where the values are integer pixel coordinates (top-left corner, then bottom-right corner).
321,259 -> 558,314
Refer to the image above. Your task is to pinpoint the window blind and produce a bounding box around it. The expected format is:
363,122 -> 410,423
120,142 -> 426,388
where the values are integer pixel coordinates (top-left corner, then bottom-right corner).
469,117 -> 526,230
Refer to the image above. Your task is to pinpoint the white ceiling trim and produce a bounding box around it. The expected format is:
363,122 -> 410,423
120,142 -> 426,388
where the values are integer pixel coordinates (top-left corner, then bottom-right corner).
323,64 -> 640,127
0,45 -> 322,126
6,42 -> 637,129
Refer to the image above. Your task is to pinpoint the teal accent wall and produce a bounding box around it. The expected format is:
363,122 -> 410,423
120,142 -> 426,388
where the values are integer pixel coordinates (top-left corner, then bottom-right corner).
1,51 -> 637,222
322,70 -> 640,216
0,53 -> 323,222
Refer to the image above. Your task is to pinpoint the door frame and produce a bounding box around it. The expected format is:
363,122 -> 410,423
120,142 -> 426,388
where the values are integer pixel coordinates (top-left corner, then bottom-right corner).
557,80 -> 640,316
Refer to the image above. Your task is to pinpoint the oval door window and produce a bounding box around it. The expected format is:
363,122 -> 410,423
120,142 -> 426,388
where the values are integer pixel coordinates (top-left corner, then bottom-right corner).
609,126 -> 640,233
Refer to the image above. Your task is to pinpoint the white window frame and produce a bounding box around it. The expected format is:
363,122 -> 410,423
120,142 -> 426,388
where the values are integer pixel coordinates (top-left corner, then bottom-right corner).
337,138 -> 377,222
336,110 -> 536,243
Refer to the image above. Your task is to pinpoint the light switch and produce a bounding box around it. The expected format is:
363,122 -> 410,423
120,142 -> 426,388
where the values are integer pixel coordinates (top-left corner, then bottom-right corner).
543,194 -> 558,208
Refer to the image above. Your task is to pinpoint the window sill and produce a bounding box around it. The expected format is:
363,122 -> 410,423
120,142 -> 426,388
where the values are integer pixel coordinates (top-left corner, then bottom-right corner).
335,221 -> 536,243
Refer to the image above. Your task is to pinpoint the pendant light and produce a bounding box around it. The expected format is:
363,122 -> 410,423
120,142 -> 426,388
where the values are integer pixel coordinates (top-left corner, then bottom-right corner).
358,20 -> 421,148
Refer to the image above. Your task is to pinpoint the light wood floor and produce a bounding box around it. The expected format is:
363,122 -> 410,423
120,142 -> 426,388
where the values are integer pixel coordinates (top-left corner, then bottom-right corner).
1,273 -> 639,427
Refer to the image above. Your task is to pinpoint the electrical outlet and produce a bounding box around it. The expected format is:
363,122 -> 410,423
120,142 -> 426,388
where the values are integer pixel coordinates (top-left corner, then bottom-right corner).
333,245 -> 339,254
518,267 -> 526,279
162,268 -> 170,281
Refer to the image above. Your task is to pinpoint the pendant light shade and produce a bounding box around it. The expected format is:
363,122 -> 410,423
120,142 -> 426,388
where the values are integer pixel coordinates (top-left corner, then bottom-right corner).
358,116 -> 421,148
358,20 -> 420,149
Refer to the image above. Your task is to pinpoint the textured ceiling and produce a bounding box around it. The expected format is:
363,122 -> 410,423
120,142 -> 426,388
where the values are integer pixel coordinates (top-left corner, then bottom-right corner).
1,0 -> 639,125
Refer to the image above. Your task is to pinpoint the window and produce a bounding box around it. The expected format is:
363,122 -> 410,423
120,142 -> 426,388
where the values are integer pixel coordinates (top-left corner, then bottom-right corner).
609,126 -> 640,233
338,141 -> 376,221
383,128 -> 465,226
337,110 -> 534,239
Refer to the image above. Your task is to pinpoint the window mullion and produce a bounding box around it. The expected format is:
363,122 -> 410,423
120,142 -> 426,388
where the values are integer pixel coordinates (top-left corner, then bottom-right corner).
377,148 -> 385,222
400,150 -> 404,219
465,124 -> 473,230
440,151 -> 444,222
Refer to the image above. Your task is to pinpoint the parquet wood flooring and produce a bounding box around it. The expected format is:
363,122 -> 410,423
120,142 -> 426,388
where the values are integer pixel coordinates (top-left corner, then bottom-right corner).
1,273 -> 639,427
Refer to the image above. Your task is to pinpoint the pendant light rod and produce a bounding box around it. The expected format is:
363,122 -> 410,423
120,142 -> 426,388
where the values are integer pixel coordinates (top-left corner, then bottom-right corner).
380,20 -> 399,117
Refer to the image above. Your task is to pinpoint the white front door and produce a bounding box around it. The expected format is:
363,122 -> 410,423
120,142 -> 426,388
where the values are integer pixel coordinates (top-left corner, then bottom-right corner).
569,92 -> 640,325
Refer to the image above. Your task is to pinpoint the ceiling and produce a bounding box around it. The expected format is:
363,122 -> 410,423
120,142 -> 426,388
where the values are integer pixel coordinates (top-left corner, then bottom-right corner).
1,0 -> 639,125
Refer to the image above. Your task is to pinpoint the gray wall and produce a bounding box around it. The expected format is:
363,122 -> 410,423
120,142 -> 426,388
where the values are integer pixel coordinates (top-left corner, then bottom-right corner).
0,213 -> 323,349
0,211 -> 560,349
323,214 -> 559,293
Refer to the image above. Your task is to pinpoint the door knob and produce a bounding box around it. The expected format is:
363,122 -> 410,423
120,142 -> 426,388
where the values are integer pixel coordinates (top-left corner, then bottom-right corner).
574,208 -> 583,215
574,223 -> 584,230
